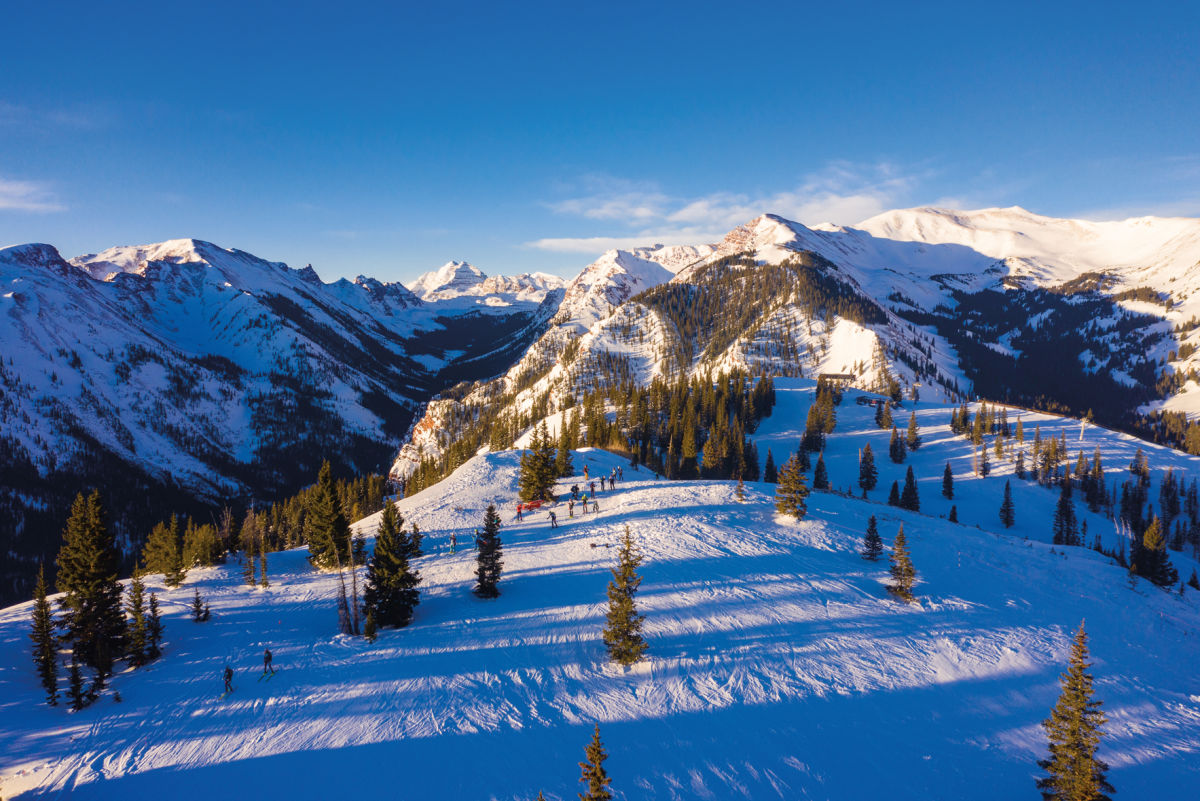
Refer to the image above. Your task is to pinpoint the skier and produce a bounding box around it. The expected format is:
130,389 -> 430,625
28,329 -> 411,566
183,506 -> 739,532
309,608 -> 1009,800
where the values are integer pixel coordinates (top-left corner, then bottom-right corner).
571,485 -> 579,500
609,476 -> 615,491
223,665 -> 234,694
262,648 -> 274,676
450,532 -> 458,553
583,465 -> 589,480
549,510 -> 558,528
590,480 -> 597,496
516,503 -> 523,521
591,499 -> 599,513
474,528 -> 481,550
568,499 -> 575,518
580,493 -> 588,514
618,466 -> 623,481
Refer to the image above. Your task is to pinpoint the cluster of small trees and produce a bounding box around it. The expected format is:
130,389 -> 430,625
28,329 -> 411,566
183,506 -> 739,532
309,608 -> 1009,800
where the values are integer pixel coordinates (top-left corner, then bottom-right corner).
519,421 -> 563,502
31,491 -> 166,709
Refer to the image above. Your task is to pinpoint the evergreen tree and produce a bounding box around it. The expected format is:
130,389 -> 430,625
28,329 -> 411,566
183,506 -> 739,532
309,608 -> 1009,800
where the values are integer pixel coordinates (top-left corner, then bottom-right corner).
125,568 -> 148,666
774,451 -> 810,519
364,610 -> 377,643
888,426 -> 907,463
899,465 -> 920,512
942,462 -> 954,499
578,724 -> 612,801
1000,480 -> 1015,528
876,401 -> 893,430
905,411 -> 922,450
860,516 -> 883,561
1138,515 -> 1179,588
308,462 -> 352,570
812,452 -> 830,491
556,417 -> 575,477
735,476 -> 745,502
142,515 -> 185,587
364,504 -> 421,628
474,504 -> 504,598
190,588 -> 207,622
68,654 -> 86,711
948,505 -> 958,523
1037,621 -> 1114,801
762,448 -> 778,483
240,511 -> 258,587
858,443 -> 878,497
1052,483 -> 1080,546
888,524 -> 916,602
259,536 -> 269,588
55,491 -> 125,678
147,593 -> 164,658
1187,568 -> 1199,590
887,481 -> 901,507
603,525 -> 647,667
1016,449 -> 1027,480
30,563 -> 58,705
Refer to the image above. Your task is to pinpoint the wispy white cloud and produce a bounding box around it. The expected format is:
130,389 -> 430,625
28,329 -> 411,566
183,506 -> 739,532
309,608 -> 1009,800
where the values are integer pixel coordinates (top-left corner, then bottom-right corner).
0,176 -> 65,212
528,162 -> 928,253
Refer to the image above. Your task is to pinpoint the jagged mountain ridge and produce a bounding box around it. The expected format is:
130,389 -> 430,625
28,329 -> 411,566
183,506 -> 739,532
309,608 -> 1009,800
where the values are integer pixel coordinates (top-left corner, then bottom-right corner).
407,260 -> 565,303
0,238 -> 561,602
392,207 -> 1200,480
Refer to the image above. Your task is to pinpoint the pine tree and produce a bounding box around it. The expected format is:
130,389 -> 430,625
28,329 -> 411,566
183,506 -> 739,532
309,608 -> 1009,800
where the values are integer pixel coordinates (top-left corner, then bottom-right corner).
603,525 -> 647,667
877,401 -> 893,430
763,448 -> 778,483
905,410 -> 921,450
1016,449 -> 1028,480
68,654 -> 86,711
942,462 -> 954,499
1000,480 -> 1015,528
1138,515 -> 1179,588
259,536 -> 269,588
1187,569 -> 1199,590
142,515 -> 185,587
887,480 -> 901,507
774,451 -> 810,519
1052,483 -> 1080,546
888,524 -> 916,602
888,426 -> 906,463
308,462 -> 352,570
578,724 -> 613,801
364,504 -> 421,628
55,491 -> 125,679
899,465 -> 920,512
1037,621 -> 1114,801
860,515 -> 883,561
556,417 -> 575,477
125,568 -> 148,666
241,510 -> 258,587
147,593 -> 163,658
812,452 -> 830,491
30,563 -> 58,705
948,505 -> 958,523
474,504 -> 504,598
190,588 -> 206,622
364,610 -> 377,643
858,443 -> 878,497
735,476 -> 745,502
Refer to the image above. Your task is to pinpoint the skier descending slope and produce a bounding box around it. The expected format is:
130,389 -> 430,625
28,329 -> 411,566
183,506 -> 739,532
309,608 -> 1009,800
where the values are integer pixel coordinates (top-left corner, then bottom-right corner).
261,648 -> 275,678
222,665 -> 234,697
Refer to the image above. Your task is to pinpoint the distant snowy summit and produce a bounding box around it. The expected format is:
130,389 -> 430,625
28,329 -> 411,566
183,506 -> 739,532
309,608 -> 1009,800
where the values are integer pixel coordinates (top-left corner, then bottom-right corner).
407,260 -> 565,303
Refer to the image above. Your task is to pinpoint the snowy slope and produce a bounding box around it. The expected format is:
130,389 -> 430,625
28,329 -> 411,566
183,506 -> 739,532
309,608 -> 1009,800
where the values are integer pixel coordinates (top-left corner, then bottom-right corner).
4,392 -> 1200,799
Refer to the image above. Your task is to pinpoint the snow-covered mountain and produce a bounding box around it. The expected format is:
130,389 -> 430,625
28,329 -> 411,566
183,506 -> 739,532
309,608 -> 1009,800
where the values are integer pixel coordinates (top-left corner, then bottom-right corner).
4,382 -> 1199,799
407,260 -> 566,304
394,207 -> 1200,483
0,239 -> 557,603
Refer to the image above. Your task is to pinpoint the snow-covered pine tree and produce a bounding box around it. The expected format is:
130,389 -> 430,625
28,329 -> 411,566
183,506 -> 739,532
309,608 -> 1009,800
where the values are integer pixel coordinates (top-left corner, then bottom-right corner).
1037,621 -> 1113,801
578,724 -> 613,801
763,448 -> 778,483
603,525 -> 647,668
906,411 -> 921,450
30,563 -> 58,705
364,503 -> 421,628
942,462 -> 954,499
474,504 -> 504,598
812,452 -> 830,491
55,491 -> 125,681
1000,480 -> 1015,528
774,451 -> 810,519
860,515 -> 883,561
888,426 -> 906,463
899,465 -> 920,512
858,443 -> 878,497
888,524 -> 916,602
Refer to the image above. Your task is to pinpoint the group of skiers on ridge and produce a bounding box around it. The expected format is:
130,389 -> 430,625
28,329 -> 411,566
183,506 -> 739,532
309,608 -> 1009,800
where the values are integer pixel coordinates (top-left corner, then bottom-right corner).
223,648 -> 275,695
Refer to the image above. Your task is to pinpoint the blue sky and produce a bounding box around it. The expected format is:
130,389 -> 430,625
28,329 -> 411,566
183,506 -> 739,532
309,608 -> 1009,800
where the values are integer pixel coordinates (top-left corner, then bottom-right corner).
2,0 -> 1197,283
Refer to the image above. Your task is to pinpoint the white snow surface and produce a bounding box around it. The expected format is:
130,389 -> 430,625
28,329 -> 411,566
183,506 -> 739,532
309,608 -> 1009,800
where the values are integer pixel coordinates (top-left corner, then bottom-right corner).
6,381 -> 1200,799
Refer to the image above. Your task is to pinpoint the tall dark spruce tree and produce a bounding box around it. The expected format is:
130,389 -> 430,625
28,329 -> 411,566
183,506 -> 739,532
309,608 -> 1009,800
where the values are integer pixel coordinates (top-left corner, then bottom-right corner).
126,568 -> 149,666
578,724 -> 613,801
603,525 -> 647,668
858,443 -> 878,497
905,411 -> 922,450
899,466 -> 920,512
474,504 -> 504,598
889,426 -> 906,463
1037,621 -> 1113,801
308,461 -> 351,570
147,592 -> 164,658
812,452 -> 830,491
364,504 -> 421,628
860,515 -> 883,561
1137,515 -> 1179,588
30,563 -> 58,705
1000,480 -> 1015,528
556,416 -> 575,477
774,451 -> 810,519
142,515 -> 185,587
55,491 -> 125,681
762,448 -> 778,484
887,480 -> 901,507
942,462 -> 954,499
1052,482 -> 1080,546
889,524 -> 916,602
